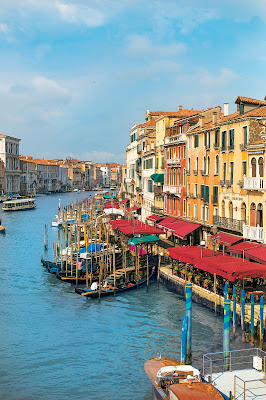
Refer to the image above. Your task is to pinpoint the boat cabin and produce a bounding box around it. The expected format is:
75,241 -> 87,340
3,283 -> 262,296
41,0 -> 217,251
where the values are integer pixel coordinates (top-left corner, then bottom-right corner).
2,198 -> 36,211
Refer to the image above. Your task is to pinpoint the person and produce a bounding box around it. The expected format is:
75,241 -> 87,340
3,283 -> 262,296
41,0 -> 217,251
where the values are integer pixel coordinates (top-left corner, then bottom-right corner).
103,281 -> 108,289
78,260 -> 82,277
90,282 -> 98,291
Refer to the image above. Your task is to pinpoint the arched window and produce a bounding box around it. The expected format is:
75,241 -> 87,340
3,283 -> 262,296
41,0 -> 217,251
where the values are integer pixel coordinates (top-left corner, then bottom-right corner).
215,155 -> 219,174
241,202 -> 246,222
207,156 -> 210,175
257,203 -> 263,227
229,201 -> 233,220
221,200 -> 225,218
250,202 -> 256,227
258,157 -> 264,178
251,158 -> 256,177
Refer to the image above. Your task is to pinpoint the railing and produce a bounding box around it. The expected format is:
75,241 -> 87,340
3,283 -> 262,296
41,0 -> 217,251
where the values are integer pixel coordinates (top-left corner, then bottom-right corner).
163,185 -> 181,195
201,194 -> 209,204
243,225 -> 264,242
212,195 -> 218,205
151,205 -> 164,215
240,143 -> 247,151
154,185 -> 162,195
136,187 -> 142,192
243,176 -> 266,191
225,180 -> 233,188
193,169 -> 198,176
220,180 -> 226,187
238,180 -> 243,188
205,144 -> 210,150
213,215 -> 245,233
166,158 -> 181,165
186,170 -> 191,176
228,144 -> 235,152
200,169 -> 206,176
213,143 -> 219,150
221,145 -> 227,152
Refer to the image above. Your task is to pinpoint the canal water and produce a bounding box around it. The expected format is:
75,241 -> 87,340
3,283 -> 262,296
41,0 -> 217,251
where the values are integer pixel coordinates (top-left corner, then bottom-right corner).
0,192 -> 250,400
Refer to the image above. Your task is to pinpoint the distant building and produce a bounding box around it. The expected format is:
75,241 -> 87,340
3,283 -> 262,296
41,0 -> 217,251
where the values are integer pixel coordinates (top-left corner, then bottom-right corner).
0,133 -> 21,194
0,159 -> 5,194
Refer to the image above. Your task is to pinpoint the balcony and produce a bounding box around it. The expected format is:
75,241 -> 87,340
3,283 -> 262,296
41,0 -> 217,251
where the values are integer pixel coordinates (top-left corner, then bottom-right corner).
136,187 -> 142,192
163,185 -> 181,196
243,225 -> 264,242
167,158 -> 181,166
151,205 -> 164,215
220,180 -> 226,187
220,145 -> 227,152
205,144 -> 210,151
200,169 -> 206,176
213,215 -> 245,233
240,143 -> 247,151
213,143 -> 219,150
186,170 -> 191,176
225,180 -> 233,188
243,177 -> 266,191
228,144 -> 235,152
212,195 -> 218,205
193,169 -> 198,176
238,180 -> 243,188
201,194 -> 209,204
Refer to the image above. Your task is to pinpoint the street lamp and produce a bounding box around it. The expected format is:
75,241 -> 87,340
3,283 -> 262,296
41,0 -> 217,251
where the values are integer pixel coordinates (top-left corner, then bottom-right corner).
207,233 -> 221,256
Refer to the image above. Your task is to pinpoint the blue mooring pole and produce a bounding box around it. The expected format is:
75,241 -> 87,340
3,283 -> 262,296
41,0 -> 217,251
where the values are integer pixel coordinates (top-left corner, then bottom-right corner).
186,282 -> 192,364
223,295 -> 231,371
224,283 -> 229,300
233,286 -> 236,339
251,293 -> 255,344
260,296 -> 264,349
241,289 -> 245,331
181,315 -> 188,364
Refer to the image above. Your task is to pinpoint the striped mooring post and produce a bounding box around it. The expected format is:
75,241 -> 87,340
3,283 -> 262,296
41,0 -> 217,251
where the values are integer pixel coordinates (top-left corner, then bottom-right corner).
181,315 -> 188,364
260,296 -> 264,349
241,289 -> 245,331
224,283 -> 229,300
223,294 -> 231,371
233,286 -> 236,339
251,293 -> 255,344
186,282 -> 192,364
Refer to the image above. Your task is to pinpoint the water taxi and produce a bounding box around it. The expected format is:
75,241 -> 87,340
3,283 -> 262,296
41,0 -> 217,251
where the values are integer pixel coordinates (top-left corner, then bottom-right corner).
2,198 -> 36,211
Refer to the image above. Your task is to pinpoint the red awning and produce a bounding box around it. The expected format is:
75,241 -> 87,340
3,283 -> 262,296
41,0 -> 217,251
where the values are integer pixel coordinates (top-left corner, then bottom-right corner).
157,217 -> 178,229
243,246 -> 266,265
227,241 -> 263,256
104,201 -> 120,209
170,222 -> 201,239
119,224 -> 164,236
120,198 -> 129,204
146,215 -> 164,222
126,206 -> 140,212
215,232 -> 242,246
168,246 -> 213,264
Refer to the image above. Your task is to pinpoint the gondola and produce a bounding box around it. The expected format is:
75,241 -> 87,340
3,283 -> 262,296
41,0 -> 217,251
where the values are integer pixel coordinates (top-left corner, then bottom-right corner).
75,267 -> 156,298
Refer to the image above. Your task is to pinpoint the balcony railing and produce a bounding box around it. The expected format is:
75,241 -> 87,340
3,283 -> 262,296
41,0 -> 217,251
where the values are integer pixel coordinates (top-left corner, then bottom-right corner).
186,170 -> 191,176
228,144 -> 235,152
193,169 -> 198,176
167,158 -> 181,165
201,194 -> 209,204
163,185 -> 181,195
205,144 -> 210,151
136,187 -> 142,192
243,176 -> 266,191
154,185 -> 162,196
212,195 -> 218,205
243,225 -> 264,242
213,143 -> 219,150
238,180 -> 243,188
213,215 -> 245,233
225,180 -> 233,188
151,205 -> 164,215
240,143 -> 247,151
200,169 -> 206,176
220,145 -> 227,152
220,180 -> 226,187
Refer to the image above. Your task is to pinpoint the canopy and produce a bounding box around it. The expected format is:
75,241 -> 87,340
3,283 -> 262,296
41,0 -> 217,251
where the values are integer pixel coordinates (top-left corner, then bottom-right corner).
120,198 -> 129,204
129,235 -> 160,246
146,215 -> 164,222
172,222 -> 201,239
126,206 -> 140,212
129,245 -> 147,255
103,195 -> 116,199
104,201 -> 119,209
227,241 -> 262,256
119,225 -> 163,236
241,246 -> 266,265
168,246 -> 266,281
157,217 -> 177,229
215,232 -> 242,246
76,243 -> 102,253
150,173 -> 164,183
104,208 -> 124,216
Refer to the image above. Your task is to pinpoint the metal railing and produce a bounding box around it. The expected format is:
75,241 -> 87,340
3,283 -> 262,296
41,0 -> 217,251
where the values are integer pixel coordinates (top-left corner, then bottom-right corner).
193,169 -> 198,176
240,143 -> 247,151
213,215 -> 245,233
213,143 -> 219,150
221,145 -> 227,152
228,144 -> 235,152
212,195 -> 218,205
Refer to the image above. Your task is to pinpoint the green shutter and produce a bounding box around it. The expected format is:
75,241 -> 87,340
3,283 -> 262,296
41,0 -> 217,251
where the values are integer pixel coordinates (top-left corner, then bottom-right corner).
201,184 -> 204,199
206,186 -> 209,202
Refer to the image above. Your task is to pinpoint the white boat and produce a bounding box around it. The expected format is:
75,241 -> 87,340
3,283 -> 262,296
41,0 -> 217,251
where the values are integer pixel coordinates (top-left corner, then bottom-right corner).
2,198 -> 36,211
51,220 -> 62,227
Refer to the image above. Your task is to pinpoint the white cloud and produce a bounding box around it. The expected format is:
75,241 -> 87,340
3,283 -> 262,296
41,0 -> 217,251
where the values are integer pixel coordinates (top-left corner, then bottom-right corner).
198,68 -> 240,88
54,1 -> 105,27
0,23 -> 9,34
125,34 -> 185,57
32,76 -> 69,98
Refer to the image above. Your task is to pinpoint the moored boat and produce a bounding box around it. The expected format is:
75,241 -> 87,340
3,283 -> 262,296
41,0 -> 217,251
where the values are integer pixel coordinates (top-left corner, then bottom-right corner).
144,356 -> 224,400
0,225 -> 6,233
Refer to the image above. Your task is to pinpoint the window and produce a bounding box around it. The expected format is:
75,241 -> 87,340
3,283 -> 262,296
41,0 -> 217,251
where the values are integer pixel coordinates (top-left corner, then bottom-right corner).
214,129 -> 219,147
178,169 -> 181,186
194,204 -> 197,219
229,129 -> 235,150
183,146 -> 186,159
207,156 -> 210,175
156,157 -> 159,169
164,196 -> 167,210
169,170 -> 171,185
187,203 -> 190,217
230,162 -> 234,184
214,207 -> 218,216
204,132 -> 207,147
201,205 -> 205,221
243,126 -> 248,145
215,155 -> 219,174
161,157 -> 164,169
178,147 -> 181,158
222,131 -> 227,150
142,141 -> 145,150
203,156 -> 206,172
173,169 -> 176,186
259,157 -> 264,177
208,131 -> 211,147
195,157 -> 198,172
188,157 -> 191,172
194,134 -> 199,148
183,169 -> 186,186
205,206 -> 209,222
188,182 -> 190,196
243,161 -> 247,177
251,158 -> 256,177
223,163 -> 226,181
213,186 -> 218,204
183,199 -> 186,216
147,179 -> 153,192
195,183 -> 198,196
169,148 -> 172,159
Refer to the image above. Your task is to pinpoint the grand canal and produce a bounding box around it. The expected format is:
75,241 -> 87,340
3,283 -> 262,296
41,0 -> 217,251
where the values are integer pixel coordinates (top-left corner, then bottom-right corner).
0,192 -> 250,400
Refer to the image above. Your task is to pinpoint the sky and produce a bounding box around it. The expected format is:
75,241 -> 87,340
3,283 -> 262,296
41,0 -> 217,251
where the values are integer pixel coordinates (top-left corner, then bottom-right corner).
0,0 -> 266,163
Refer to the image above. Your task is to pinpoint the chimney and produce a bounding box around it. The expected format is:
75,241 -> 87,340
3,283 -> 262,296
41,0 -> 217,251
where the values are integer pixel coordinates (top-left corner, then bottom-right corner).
212,111 -> 217,125
224,103 -> 229,117
179,105 -> 183,111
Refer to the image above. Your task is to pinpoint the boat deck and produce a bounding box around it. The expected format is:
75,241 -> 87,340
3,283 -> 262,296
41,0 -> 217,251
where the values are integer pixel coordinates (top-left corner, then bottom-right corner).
208,369 -> 266,399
